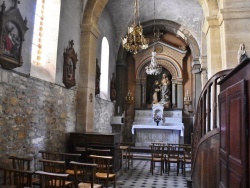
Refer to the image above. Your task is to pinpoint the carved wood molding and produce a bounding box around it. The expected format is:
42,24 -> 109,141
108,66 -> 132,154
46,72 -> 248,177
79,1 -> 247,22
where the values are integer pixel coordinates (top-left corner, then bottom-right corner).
63,40 -> 78,89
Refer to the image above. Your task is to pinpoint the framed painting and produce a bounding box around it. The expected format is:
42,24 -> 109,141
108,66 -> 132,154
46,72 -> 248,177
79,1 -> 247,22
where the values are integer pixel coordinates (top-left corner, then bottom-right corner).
0,1 -> 28,70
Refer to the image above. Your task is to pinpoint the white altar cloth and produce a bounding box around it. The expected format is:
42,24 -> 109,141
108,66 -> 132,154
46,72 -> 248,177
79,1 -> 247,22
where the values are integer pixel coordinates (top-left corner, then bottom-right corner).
131,124 -> 184,136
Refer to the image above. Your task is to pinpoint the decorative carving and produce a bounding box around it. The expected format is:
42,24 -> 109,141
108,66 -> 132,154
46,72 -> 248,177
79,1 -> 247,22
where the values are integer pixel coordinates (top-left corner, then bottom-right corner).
63,40 -> 78,89
0,1 -> 28,70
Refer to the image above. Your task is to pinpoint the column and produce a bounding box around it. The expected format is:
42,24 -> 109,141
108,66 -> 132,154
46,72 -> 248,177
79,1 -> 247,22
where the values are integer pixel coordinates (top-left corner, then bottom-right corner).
135,79 -> 141,108
177,81 -> 183,108
77,23 -> 100,132
116,60 -> 127,115
172,81 -> 177,108
141,79 -> 146,108
192,59 -> 202,108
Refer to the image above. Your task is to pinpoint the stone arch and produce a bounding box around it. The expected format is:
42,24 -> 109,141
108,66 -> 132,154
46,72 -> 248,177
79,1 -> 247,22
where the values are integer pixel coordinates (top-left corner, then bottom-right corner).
136,54 -> 183,81
142,19 -> 201,61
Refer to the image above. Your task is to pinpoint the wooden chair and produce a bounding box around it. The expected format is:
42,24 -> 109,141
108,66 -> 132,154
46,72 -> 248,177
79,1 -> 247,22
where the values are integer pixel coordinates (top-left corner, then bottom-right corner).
88,149 -> 113,171
119,142 -> 134,169
89,155 -> 116,188
8,155 -> 33,170
35,170 -> 72,188
39,150 -> 60,160
88,148 -> 111,156
150,142 -> 165,175
39,159 -> 66,173
70,161 -> 102,188
8,155 -> 40,186
58,152 -> 81,175
165,145 -> 182,175
1,167 -> 33,188
182,145 -> 192,176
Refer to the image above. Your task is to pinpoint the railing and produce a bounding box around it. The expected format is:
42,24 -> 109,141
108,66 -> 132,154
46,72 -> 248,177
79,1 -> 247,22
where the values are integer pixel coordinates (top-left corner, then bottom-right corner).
191,69 -> 232,171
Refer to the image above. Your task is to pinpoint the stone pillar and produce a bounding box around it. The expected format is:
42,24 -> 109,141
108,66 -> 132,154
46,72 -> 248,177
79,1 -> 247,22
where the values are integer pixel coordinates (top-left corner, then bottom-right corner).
176,81 -> 183,108
203,16 -> 222,79
192,59 -> 202,108
135,79 -> 141,108
218,5 -> 250,69
116,60 -> 127,115
172,81 -> 177,108
77,23 -> 100,132
199,55 -> 208,89
141,79 -> 146,108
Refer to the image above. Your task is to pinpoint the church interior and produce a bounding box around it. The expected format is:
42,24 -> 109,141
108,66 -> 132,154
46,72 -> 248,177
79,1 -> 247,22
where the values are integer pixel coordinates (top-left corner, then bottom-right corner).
0,0 -> 249,187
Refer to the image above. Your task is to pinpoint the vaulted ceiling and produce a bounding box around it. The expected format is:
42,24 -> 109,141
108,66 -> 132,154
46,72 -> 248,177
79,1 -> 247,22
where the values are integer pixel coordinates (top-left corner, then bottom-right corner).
104,0 -> 203,49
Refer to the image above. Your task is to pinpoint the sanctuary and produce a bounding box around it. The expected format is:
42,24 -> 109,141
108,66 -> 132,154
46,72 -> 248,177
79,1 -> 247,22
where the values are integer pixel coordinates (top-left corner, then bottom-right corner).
132,103 -> 184,146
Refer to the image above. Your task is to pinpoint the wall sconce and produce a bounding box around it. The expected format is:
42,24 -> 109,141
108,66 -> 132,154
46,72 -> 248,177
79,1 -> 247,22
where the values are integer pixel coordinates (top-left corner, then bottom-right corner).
184,90 -> 193,113
125,90 -> 134,106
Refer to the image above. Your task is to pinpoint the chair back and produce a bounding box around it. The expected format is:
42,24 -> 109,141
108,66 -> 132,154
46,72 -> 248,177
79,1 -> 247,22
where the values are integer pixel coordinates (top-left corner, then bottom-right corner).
183,146 -> 192,161
166,145 -> 181,160
2,168 -> 33,187
150,142 -> 165,159
39,150 -> 59,160
58,152 -> 81,171
39,159 -> 65,173
70,161 -> 99,188
8,156 -> 33,170
88,148 -> 111,156
89,155 -> 112,174
35,170 -> 69,188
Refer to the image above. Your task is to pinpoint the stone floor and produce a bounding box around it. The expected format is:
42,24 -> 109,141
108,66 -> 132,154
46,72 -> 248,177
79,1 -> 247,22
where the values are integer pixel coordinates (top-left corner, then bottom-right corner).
114,159 -> 191,188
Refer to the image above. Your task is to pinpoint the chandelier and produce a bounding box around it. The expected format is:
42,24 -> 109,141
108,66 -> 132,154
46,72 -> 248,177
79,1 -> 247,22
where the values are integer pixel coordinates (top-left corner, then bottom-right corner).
145,0 -> 162,75
122,0 -> 149,54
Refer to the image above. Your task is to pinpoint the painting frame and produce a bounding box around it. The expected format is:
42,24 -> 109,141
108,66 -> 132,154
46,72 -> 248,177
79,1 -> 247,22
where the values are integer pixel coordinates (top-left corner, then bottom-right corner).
0,1 -> 28,70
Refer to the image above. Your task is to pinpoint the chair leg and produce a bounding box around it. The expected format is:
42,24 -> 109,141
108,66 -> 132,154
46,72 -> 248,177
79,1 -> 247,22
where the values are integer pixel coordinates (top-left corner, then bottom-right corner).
177,162 -> 179,176
168,162 -> 170,176
151,161 -> 153,175
184,163 -> 186,176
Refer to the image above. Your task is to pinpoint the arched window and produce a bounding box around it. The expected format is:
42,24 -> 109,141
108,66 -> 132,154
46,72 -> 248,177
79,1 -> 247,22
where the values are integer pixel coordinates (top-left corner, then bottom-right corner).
31,0 -> 61,83
100,37 -> 110,100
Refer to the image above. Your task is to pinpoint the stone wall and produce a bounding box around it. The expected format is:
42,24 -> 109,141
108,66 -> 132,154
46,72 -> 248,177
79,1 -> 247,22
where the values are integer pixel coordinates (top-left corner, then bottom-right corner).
0,69 -> 76,168
94,97 -> 115,133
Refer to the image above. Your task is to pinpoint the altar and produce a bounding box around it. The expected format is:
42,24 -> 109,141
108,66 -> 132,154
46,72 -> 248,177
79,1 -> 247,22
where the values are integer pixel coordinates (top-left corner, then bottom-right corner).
132,107 -> 184,146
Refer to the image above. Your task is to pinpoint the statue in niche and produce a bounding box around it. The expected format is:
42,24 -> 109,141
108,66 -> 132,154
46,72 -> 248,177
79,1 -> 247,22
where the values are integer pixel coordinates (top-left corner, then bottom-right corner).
147,71 -> 172,108
160,73 -> 171,108
150,80 -> 161,104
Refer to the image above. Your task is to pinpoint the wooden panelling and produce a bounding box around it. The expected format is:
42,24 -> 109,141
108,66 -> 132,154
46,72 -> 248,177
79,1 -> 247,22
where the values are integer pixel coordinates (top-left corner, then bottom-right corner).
219,58 -> 250,188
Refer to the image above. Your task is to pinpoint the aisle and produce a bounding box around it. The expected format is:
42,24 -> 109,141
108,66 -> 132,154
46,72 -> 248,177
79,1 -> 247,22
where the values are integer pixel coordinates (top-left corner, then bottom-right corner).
116,159 -> 190,188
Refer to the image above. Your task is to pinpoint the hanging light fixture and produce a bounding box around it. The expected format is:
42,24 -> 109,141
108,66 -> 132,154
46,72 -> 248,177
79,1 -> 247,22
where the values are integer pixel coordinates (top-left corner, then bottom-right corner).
122,0 -> 149,54
145,0 -> 162,75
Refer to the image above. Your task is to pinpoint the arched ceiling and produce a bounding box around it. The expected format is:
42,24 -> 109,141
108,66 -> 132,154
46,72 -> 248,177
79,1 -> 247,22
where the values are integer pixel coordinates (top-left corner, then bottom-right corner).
104,0 -> 203,49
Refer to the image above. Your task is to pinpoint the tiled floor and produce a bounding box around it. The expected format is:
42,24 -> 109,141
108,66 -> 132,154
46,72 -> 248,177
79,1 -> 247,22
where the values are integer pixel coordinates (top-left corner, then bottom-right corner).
115,159 -> 190,188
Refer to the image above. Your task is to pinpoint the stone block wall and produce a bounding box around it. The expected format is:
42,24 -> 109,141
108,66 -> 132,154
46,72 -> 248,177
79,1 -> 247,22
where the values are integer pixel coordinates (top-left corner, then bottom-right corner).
0,69 -> 76,168
94,97 -> 115,133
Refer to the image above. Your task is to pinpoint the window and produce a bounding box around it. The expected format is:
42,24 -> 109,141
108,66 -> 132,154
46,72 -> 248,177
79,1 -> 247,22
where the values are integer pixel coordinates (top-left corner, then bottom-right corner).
100,37 -> 110,100
31,0 -> 61,83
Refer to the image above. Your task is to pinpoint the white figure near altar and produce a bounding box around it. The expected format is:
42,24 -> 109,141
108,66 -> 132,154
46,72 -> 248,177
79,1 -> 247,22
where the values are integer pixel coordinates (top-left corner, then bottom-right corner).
152,103 -> 164,126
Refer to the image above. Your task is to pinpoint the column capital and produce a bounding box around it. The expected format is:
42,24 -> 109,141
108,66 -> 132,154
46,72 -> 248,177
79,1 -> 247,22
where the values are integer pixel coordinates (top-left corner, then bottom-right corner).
81,23 -> 101,39
203,15 -> 220,34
